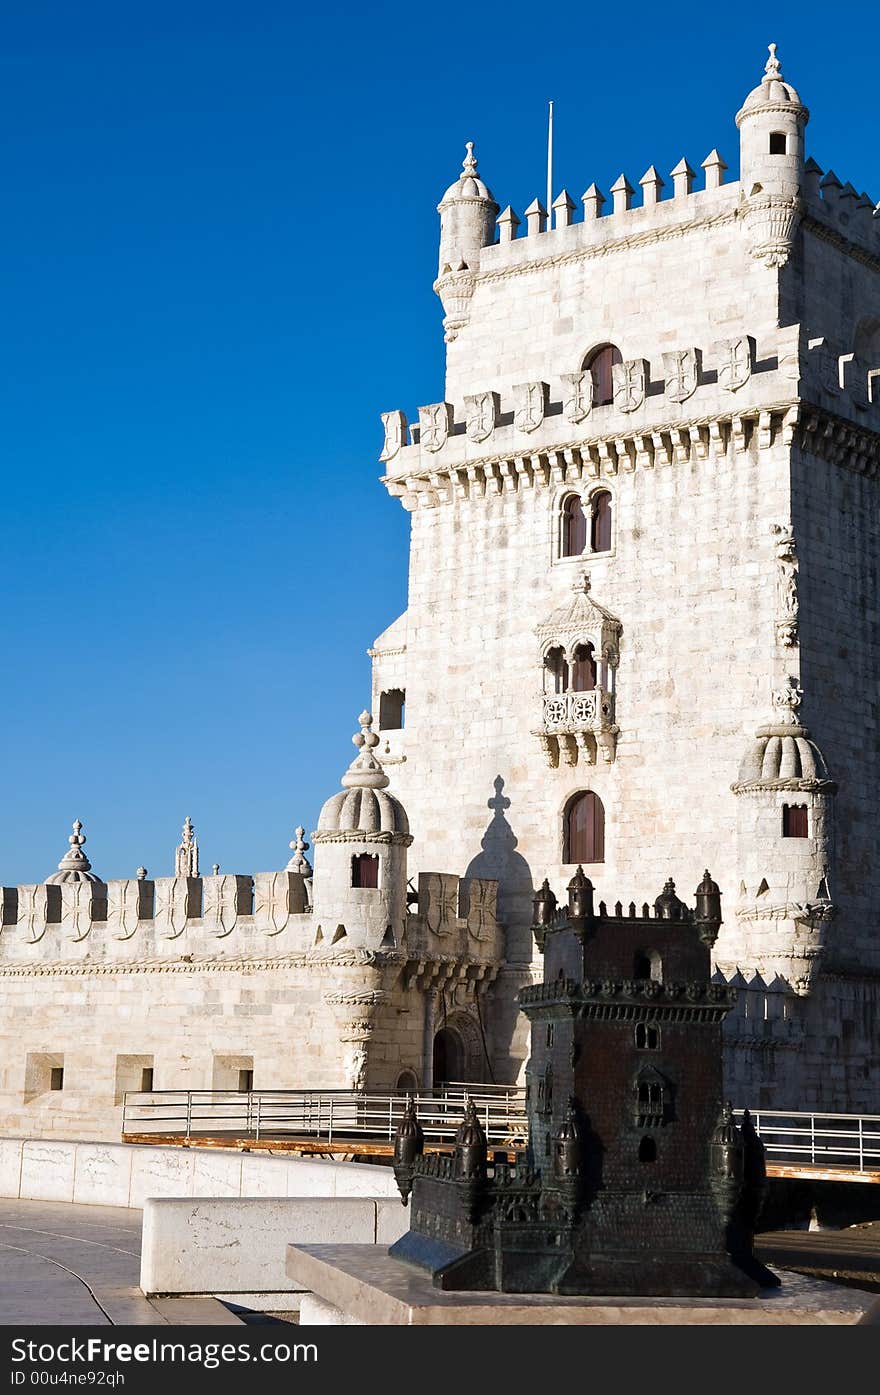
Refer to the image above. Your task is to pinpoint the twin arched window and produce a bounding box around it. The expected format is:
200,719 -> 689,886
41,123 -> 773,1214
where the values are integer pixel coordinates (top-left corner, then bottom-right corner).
545,642 -> 596,694
561,490 -> 613,558
563,790 -> 605,864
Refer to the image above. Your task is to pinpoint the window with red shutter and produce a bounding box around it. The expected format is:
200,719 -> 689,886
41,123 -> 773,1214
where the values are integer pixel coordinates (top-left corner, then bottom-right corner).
564,791 -> 605,863
590,490 -> 613,552
562,494 -> 587,557
782,804 -> 808,838
583,344 -> 622,407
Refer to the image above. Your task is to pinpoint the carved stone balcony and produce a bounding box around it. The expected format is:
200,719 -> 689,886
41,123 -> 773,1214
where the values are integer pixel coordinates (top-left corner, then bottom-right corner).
534,688 -> 618,767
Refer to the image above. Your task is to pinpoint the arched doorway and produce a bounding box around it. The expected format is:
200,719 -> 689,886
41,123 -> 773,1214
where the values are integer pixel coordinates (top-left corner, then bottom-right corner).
432,1026 -> 465,1087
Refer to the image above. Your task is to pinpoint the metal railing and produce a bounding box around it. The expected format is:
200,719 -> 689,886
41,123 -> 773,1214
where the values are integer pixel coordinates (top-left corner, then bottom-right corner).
122,1082 -> 527,1149
741,1109 -> 880,1174
120,1090 -> 880,1176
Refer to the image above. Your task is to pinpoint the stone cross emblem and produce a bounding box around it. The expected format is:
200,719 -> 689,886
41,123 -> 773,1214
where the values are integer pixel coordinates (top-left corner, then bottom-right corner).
715,337 -> 754,393
663,349 -> 701,404
464,390 -> 500,443
612,359 -> 647,413
379,409 -> 407,461
513,381 -> 549,433
418,402 -> 452,453
561,372 -> 593,424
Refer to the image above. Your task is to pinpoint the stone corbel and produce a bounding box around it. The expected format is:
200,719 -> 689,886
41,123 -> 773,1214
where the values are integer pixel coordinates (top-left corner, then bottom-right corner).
651,431 -> 672,467
673,428 -> 690,465
616,438 -> 636,472
597,440 -> 617,476
558,733 -> 578,766
635,434 -> 653,469
536,732 -> 559,768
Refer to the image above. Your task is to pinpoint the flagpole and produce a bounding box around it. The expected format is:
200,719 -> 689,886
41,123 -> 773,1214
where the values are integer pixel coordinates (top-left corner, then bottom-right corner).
547,100 -> 554,220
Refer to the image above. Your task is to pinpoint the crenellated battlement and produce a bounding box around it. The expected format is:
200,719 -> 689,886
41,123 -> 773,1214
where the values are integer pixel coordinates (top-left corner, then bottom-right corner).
378,324 -> 880,508
460,154 -> 880,277
473,154 -> 740,269
0,864 -> 503,968
0,870 -> 313,961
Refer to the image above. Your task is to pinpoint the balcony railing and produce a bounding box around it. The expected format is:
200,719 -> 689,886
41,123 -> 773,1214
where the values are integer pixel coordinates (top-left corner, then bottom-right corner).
542,688 -> 615,731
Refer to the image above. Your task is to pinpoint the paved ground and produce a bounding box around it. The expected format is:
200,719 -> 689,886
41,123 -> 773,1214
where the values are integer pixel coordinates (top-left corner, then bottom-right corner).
0,1199 -> 242,1326
1,1198 -> 876,1325
756,1222 -> 880,1291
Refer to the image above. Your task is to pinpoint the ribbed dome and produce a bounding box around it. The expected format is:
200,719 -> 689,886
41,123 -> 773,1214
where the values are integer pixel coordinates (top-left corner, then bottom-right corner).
736,725 -> 829,785
736,44 -> 805,122
317,786 -> 410,836
439,142 -> 496,206
46,820 -> 102,884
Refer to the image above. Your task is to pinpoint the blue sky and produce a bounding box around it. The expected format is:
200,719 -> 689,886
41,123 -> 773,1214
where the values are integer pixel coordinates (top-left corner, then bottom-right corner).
2,1 -> 877,884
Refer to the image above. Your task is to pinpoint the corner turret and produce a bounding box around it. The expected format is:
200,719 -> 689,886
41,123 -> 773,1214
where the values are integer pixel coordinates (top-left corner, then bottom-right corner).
435,142 -> 498,343
310,711 -> 412,949
736,44 -> 809,266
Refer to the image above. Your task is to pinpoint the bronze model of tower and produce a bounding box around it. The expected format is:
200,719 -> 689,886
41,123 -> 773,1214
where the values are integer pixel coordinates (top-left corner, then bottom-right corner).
391,869 -> 768,1297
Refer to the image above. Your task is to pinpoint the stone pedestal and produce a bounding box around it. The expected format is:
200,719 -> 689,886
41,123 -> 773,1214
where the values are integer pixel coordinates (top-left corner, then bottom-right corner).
288,1244 -> 877,1326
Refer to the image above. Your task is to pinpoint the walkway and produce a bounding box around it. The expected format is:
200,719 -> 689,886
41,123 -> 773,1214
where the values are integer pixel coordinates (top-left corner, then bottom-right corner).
0,1198 -> 241,1325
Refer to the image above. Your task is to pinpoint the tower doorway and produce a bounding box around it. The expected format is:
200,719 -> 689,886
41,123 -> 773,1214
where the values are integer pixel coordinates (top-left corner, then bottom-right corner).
432,1026 -> 465,1087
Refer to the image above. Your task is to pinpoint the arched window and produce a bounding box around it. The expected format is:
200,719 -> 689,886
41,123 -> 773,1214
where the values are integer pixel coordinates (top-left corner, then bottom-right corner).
638,1136 -> 657,1163
769,132 -> 787,154
635,1023 -> 661,1050
396,1069 -> 418,1093
351,853 -> 379,888
570,643 -> 596,693
544,646 -> 568,694
561,494 -> 587,557
563,791 -> 605,864
590,490 -> 613,552
583,344 -> 622,408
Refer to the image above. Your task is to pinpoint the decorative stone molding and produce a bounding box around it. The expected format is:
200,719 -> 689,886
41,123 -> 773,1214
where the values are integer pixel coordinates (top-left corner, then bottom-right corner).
175,818 -> 199,878
771,676 -> 803,722
771,523 -> 799,647
433,267 -> 476,343
536,572 -> 622,668
743,193 -> 803,268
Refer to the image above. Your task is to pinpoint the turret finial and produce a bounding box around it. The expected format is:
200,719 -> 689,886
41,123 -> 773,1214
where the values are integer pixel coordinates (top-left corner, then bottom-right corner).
462,141 -> 478,176
287,825 -> 313,876
340,711 -> 390,791
175,815 -> 199,878
764,42 -> 781,79
46,819 -> 98,883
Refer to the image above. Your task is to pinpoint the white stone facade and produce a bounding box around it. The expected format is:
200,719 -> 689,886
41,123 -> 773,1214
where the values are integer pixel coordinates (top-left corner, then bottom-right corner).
372,47 -> 880,1109
1,48 -> 877,1139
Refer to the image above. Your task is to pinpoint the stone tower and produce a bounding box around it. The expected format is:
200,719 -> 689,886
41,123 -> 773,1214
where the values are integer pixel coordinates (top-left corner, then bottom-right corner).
391,869 -> 762,1297
372,45 -> 880,1111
